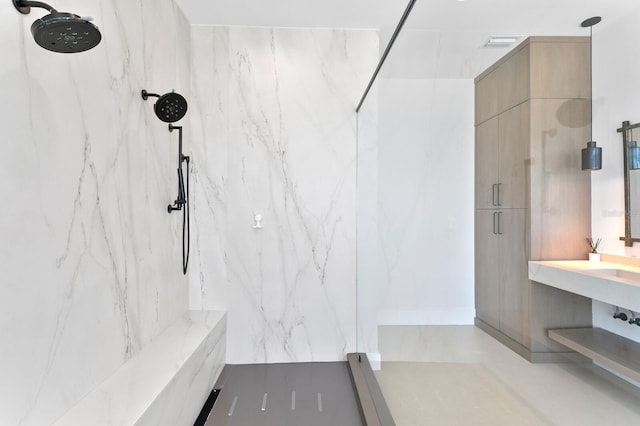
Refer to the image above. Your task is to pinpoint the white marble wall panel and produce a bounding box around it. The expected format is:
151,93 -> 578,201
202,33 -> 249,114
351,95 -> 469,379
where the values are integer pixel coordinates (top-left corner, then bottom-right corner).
0,1 -> 191,424
190,27 -> 378,363
356,78 -> 475,355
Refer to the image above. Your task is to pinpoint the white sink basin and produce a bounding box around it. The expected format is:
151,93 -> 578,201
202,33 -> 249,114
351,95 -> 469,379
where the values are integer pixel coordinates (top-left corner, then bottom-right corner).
528,260 -> 640,312
589,268 -> 640,282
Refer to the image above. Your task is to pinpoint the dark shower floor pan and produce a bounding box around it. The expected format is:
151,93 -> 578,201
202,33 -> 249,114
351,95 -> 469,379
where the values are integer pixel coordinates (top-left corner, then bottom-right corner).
204,362 -> 363,426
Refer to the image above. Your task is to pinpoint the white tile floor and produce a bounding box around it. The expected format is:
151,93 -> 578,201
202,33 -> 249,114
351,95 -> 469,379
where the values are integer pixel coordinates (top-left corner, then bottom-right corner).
375,326 -> 640,425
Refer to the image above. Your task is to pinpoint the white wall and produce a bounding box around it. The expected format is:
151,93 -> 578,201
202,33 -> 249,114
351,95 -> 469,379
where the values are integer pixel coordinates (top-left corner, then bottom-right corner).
189,26 -> 379,363
590,6 -> 640,343
0,1 -> 191,424
378,78 -> 475,325
356,77 -> 475,355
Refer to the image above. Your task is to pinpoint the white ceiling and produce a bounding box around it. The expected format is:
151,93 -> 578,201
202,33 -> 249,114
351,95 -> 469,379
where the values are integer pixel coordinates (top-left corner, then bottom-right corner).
175,0 -> 639,32
175,0 -> 408,29
175,0 -> 640,78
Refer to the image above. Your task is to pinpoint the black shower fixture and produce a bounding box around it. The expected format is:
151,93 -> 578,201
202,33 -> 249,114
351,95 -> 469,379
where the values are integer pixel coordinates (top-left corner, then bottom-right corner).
13,0 -> 102,53
167,123 -> 189,214
167,124 -> 190,275
142,90 -> 191,274
141,90 -> 188,123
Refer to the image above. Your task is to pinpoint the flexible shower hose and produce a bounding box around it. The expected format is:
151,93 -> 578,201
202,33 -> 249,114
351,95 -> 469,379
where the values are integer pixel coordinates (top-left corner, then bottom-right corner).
182,157 -> 190,275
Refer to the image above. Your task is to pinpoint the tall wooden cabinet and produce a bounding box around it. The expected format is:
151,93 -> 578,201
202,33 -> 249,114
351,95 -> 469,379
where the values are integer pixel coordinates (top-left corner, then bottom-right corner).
474,37 -> 594,361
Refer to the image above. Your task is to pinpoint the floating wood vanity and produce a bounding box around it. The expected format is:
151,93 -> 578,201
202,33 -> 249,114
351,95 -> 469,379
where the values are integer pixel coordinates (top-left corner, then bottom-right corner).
530,254 -> 640,382
548,328 -> 640,383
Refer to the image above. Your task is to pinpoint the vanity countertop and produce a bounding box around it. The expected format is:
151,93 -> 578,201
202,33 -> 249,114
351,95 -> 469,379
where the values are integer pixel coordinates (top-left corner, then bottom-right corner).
528,259 -> 640,311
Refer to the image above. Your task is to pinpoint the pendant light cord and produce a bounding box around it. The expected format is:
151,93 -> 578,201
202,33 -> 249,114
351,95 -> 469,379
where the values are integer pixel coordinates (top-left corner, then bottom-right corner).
590,25 -> 593,142
581,17 -> 602,140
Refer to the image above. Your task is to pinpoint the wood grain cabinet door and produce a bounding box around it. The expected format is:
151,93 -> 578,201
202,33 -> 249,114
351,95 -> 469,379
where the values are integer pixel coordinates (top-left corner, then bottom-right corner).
475,69 -> 499,124
475,209 -> 501,330
496,45 -> 530,113
475,116 -> 499,209
498,102 -> 530,209
529,40 -> 590,100
498,208 -> 529,346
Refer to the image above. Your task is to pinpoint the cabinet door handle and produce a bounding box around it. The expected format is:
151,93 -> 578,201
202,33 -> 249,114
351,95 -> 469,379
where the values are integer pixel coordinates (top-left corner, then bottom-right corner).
496,183 -> 502,206
492,184 -> 497,206
497,211 -> 503,235
493,212 -> 498,235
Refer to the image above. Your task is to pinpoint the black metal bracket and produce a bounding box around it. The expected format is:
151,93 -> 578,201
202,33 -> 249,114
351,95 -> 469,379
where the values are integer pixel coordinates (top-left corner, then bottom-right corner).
169,123 -> 188,163
141,89 -> 160,100
13,1 -> 57,14
167,124 -> 189,214
356,0 -> 416,112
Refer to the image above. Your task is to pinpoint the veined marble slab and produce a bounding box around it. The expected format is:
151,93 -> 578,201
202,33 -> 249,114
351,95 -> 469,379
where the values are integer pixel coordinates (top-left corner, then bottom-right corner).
189,27 -> 379,363
0,1 -> 192,424
54,311 -> 226,426
529,260 -> 640,312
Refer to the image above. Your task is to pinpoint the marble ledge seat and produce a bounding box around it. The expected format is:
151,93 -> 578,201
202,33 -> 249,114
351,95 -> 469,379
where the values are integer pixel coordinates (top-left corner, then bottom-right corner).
54,311 -> 227,426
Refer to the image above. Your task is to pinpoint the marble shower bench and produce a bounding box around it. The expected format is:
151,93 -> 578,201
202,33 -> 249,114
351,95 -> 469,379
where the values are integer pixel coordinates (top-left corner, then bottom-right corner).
54,310 -> 226,426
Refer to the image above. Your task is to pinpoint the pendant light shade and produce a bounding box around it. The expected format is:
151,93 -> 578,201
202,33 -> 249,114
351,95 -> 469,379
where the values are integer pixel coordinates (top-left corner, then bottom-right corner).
581,16 -> 602,171
629,140 -> 640,170
582,141 -> 602,170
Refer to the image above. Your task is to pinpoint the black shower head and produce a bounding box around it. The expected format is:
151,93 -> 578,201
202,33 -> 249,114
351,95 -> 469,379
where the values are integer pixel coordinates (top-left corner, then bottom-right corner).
13,1 -> 102,53
141,90 -> 188,123
31,12 -> 101,53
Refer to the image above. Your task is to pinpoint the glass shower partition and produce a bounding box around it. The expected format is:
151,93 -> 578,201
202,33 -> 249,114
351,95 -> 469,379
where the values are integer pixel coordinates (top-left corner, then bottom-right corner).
356,0 -> 476,367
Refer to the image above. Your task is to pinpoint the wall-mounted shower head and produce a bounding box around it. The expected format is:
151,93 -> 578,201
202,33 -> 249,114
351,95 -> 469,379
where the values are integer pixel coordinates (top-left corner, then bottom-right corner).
13,1 -> 102,53
141,90 -> 188,123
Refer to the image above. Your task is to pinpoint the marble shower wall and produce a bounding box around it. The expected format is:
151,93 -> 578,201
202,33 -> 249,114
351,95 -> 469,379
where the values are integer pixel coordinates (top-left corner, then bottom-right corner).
189,26 -> 378,363
0,1 -> 190,424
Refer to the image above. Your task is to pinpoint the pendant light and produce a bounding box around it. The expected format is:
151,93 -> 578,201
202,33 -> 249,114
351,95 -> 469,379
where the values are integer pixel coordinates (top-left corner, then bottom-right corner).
581,16 -> 602,171
628,140 -> 640,170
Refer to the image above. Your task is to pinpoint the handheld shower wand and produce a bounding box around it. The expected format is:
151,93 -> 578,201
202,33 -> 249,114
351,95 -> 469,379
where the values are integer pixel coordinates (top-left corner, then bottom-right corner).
168,124 -> 189,212
167,124 -> 190,275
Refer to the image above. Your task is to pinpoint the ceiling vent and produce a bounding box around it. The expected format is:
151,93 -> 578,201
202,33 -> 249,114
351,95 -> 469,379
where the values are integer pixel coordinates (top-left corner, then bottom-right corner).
485,36 -> 520,47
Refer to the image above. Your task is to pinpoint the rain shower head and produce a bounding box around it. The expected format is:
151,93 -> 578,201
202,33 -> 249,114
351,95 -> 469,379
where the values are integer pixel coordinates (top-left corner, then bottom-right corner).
141,90 -> 188,123
13,1 -> 102,53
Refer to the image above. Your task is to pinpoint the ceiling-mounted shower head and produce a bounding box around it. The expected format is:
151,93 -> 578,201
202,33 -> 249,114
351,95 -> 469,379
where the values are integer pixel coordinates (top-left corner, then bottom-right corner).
13,0 -> 101,53
141,90 -> 188,123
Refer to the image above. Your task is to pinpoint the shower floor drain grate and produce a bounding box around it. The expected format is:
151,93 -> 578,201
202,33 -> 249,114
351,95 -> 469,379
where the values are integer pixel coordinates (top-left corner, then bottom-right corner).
203,362 -> 363,426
